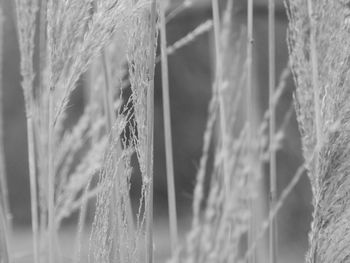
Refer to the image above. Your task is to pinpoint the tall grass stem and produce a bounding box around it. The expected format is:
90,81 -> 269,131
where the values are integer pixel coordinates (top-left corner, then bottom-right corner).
211,0 -> 230,200
268,0 -> 278,262
247,0 -> 256,262
0,6 -> 11,238
48,88 -> 55,263
0,204 -> 9,263
159,0 -> 179,255
14,1 -> 41,261
27,114 -> 40,263
0,9 -> 10,261
146,1 -> 158,262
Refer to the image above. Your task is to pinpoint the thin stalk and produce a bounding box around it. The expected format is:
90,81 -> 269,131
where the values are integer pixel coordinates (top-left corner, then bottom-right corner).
159,1 -> 179,255
211,0 -> 229,196
14,1 -> 40,261
0,7 -> 12,240
211,0 -> 226,139
160,2 -> 178,255
0,20 -> 8,254
247,0 -> 254,148
247,0 -> 256,262
146,1 -> 157,262
48,87 -> 55,263
0,203 -> 9,263
38,0 -> 47,97
36,1 -> 47,261
27,112 -> 40,263
268,0 -> 277,262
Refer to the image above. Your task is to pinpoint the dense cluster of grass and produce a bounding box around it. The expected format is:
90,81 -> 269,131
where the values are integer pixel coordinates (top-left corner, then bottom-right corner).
0,0 -> 349,262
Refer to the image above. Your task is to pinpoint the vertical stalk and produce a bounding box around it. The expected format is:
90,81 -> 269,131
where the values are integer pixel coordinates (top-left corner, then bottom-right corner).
0,10 -> 10,262
0,6 -> 11,239
211,0 -> 227,145
247,0 -> 254,143
37,1 -> 46,261
268,0 -> 277,262
146,1 -> 157,262
212,0 -> 230,202
38,0 -> 48,252
48,86 -> 55,263
159,0 -> 178,255
247,0 -> 255,262
27,111 -> 40,263
0,204 -> 9,263
14,1 -> 41,261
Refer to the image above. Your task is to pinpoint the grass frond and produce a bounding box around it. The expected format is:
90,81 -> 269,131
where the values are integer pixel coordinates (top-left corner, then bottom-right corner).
286,0 -> 350,261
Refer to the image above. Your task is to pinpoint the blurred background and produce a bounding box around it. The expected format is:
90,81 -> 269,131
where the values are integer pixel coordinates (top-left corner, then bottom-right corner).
1,0 -> 312,261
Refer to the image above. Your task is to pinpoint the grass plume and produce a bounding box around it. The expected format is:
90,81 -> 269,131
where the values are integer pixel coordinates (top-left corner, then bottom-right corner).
286,0 -> 350,261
